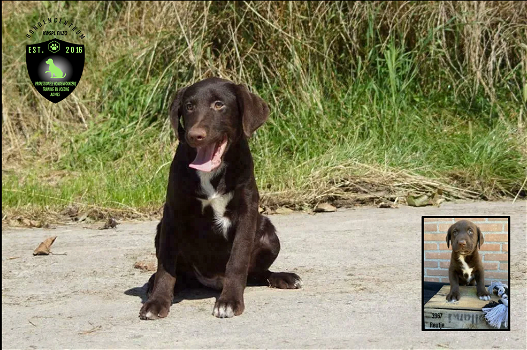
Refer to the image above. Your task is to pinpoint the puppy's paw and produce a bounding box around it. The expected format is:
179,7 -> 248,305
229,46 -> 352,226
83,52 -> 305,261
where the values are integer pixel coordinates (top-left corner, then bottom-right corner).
139,298 -> 170,320
446,290 -> 460,302
478,290 -> 491,301
268,272 -> 303,289
212,297 -> 244,318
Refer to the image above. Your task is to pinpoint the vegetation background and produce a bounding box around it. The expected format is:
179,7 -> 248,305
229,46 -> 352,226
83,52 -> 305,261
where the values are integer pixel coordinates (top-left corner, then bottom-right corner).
2,1 -> 526,224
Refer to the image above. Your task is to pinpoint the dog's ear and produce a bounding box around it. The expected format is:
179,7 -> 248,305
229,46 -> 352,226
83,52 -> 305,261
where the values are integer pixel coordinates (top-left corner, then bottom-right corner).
169,86 -> 187,141
235,84 -> 270,137
477,226 -> 484,249
446,225 -> 453,249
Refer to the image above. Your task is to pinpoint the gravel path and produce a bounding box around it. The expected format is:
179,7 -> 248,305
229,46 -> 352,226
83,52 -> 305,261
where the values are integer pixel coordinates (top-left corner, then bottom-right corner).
2,200 -> 526,349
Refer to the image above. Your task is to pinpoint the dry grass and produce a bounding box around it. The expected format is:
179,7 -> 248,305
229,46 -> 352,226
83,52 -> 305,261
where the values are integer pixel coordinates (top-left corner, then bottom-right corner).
259,160 -> 484,209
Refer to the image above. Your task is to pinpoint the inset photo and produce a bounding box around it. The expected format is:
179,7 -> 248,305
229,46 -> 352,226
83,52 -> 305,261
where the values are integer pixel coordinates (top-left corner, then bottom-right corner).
422,217 -> 510,330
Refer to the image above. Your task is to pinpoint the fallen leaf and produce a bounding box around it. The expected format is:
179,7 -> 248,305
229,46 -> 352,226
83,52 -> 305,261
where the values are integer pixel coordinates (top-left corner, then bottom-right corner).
377,201 -> 397,208
99,217 -> 118,230
431,188 -> 444,207
18,218 -> 31,227
258,207 -> 264,214
29,220 -> 42,228
314,203 -> 337,212
33,236 -> 57,255
407,189 -> 444,207
406,194 -> 430,207
77,212 -> 89,222
62,205 -> 79,218
134,260 -> 157,271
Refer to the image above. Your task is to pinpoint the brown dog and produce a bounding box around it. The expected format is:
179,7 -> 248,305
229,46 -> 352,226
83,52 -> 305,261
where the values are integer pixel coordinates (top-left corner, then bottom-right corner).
445,220 -> 490,302
139,78 -> 302,320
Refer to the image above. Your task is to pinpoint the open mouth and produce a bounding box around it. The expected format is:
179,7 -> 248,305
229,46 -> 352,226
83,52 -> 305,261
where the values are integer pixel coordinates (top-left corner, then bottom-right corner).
189,135 -> 228,172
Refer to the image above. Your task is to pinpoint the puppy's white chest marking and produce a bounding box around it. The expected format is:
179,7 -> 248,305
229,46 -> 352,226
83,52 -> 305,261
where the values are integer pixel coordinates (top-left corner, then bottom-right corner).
458,255 -> 474,283
196,169 -> 233,239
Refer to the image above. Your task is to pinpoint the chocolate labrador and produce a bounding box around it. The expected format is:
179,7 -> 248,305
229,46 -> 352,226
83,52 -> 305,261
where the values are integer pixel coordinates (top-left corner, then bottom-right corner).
445,220 -> 490,302
139,77 -> 302,320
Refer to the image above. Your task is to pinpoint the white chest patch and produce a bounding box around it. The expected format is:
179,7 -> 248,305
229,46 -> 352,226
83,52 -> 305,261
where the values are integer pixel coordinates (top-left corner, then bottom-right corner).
196,168 -> 233,239
458,255 -> 474,283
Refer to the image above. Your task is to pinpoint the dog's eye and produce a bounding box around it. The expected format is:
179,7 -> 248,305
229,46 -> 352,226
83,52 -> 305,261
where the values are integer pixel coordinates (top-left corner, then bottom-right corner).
468,228 -> 473,234
186,103 -> 194,111
453,230 -> 458,235
213,101 -> 225,110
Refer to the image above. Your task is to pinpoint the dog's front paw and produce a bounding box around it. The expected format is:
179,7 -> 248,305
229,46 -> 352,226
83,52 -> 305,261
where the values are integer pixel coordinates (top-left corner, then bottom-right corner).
446,290 -> 460,302
139,298 -> 171,320
477,290 -> 491,301
268,272 -> 303,289
212,297 -> 244,318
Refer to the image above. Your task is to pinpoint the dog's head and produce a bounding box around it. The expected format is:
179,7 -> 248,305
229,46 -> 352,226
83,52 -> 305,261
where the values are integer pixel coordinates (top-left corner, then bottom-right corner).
46,59 -> 53,64
446,220 -> 484,254
169,77 -> 269,172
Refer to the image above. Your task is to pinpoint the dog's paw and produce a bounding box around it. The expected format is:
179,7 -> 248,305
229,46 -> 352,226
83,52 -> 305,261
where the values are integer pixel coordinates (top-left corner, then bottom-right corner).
268,272 -> 303,289
446,290 -> 460,302
478,290 -> 491,301
139,298 -> 171,320
212,297 -> 244,318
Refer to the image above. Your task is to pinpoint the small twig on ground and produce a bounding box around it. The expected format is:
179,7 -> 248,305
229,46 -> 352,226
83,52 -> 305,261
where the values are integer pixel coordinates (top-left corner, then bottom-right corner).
78,325 -> 102,335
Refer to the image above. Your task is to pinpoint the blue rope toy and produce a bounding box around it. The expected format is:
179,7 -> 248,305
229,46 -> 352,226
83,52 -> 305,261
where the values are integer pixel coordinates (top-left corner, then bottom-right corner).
481,281 -> 509,329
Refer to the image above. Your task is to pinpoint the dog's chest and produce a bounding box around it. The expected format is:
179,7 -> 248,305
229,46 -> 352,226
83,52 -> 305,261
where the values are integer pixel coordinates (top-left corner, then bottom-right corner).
458,255 -> 474,283
196,170 -> 233,239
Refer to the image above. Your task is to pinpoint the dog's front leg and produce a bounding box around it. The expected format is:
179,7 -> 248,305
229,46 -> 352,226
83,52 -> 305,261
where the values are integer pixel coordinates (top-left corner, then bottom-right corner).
213,203 -> 257,318
139,215 -> 178,320
446,267 -> 461,302
475,269 -> 490,300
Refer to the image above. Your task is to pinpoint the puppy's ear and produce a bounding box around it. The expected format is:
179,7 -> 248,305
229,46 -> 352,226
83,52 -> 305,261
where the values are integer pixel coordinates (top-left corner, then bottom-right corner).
235,84 -> 270,137
446,225 -> 453,249
169,87 -> 187,141
477,226 -> 484,249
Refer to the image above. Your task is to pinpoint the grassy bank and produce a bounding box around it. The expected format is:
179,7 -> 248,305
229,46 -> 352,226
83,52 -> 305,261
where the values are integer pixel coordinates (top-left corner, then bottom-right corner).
2,1 -> 526,223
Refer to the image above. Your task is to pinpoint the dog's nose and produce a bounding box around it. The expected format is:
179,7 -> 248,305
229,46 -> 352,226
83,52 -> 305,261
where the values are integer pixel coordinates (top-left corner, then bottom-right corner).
187,128 -> 207,147
459,240 -> 466,247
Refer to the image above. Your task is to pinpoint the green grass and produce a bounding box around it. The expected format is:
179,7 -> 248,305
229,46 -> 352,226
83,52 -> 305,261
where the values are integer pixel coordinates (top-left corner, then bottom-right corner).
2,1 -> 526,220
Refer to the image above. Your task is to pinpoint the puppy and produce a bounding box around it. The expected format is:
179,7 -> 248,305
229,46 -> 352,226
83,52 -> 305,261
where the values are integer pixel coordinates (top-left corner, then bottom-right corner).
139,78 -> 301,320
445,220 -> 490,302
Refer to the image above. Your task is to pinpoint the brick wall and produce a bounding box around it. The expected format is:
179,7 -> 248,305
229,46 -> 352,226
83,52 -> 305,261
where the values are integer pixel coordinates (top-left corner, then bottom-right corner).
423,217 -> 509,286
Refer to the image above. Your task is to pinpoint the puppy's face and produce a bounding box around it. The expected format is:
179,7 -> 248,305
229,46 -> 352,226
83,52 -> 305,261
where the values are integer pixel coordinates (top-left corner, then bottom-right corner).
446,220 -> 484,255
170,77 -> 269,172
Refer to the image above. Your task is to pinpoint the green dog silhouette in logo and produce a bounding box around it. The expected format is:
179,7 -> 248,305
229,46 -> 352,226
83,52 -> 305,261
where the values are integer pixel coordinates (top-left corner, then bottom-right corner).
44,58 -> 66,78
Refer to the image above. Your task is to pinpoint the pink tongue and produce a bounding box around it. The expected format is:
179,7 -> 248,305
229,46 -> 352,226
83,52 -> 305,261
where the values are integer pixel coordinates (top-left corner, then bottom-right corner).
189,137 -> 228,172
189,143 -> 216,172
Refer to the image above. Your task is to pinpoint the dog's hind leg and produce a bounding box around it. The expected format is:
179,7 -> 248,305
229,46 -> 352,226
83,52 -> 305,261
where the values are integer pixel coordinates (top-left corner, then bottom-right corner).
247,215 -> 302,289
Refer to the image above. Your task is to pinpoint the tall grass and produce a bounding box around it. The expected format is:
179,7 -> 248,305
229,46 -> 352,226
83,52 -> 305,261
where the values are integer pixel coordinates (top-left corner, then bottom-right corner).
2,1 -> 526,218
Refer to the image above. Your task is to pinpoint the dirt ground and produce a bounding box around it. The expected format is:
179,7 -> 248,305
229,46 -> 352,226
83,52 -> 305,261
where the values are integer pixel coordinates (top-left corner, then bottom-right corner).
2,200 -> 526,349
